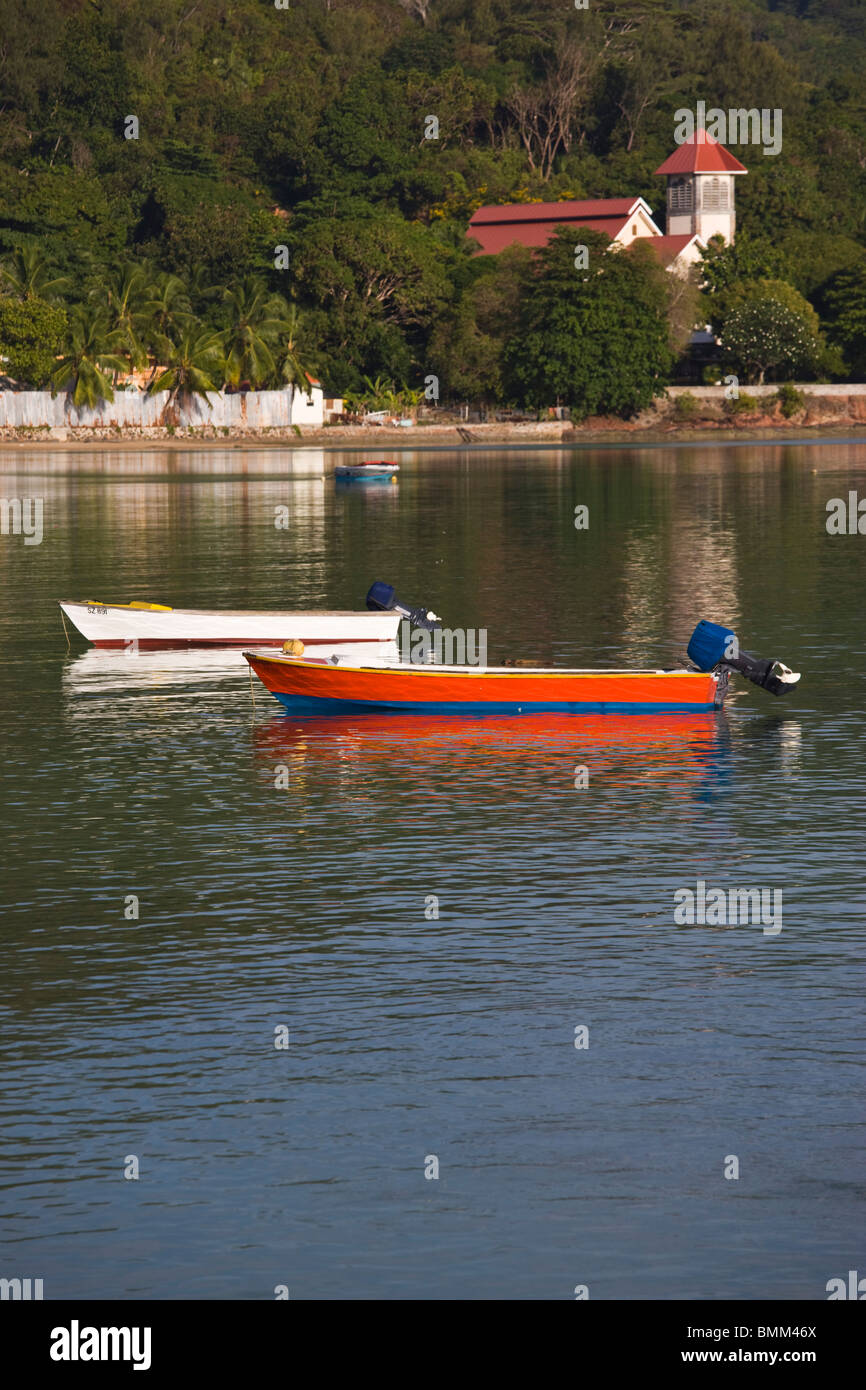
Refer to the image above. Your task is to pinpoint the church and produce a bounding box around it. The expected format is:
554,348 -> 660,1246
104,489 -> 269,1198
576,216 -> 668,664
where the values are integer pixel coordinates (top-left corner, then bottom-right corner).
466,130 -> 748,273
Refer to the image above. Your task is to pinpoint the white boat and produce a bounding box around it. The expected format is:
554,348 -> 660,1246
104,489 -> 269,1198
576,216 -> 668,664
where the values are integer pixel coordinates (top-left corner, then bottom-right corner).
58,599 -> 402,650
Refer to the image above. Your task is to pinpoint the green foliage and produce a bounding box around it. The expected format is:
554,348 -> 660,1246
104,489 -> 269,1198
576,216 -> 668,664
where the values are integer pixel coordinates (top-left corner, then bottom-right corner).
429,245 -> 530,401
775,383 -> 807,417
723,391 -> 759,414
0,296 -> 67,386
699,235 -> 792,331
51,308 -> 127,408
0,0 -> 863,403
503,231 -> 673,418
0,246 -> 71,304
818,265 -> 866,379
278,305 -> 317,394
149,329 -> 225,404
219,278 -> 291,389
674,392 -> 699,419
723,283 -> 830,384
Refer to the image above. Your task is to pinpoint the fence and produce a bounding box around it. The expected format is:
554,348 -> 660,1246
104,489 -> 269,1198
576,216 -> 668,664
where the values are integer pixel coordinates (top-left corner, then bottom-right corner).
0,387 -> 295,429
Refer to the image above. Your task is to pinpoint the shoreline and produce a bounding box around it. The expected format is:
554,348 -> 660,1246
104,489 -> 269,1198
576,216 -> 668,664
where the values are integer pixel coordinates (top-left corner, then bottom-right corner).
2,419 -> 866,452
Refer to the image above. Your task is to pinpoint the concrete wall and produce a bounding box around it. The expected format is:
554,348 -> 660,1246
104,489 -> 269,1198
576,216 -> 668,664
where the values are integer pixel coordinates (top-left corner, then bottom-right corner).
0,387 -> 296,430
666,384 -> 866,398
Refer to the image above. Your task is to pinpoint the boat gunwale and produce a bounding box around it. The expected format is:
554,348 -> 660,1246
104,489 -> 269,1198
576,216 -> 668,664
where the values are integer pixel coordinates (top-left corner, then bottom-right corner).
243,651 -> 709,679
59,600 -> 390,619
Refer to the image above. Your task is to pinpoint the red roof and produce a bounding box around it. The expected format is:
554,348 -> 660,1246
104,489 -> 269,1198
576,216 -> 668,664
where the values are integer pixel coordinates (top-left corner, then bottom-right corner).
654,130 -> 747,176
469,198 -> 640,224
645,234 -> 701,266
467,198 -> 654,255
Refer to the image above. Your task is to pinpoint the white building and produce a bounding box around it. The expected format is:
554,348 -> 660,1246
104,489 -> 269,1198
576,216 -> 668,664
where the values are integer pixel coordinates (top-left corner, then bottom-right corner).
290,374 -> 324,428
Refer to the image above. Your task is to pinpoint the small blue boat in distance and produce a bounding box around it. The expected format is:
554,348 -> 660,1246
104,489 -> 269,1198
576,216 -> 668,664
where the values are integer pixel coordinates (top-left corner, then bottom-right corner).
335,460 -> 400,484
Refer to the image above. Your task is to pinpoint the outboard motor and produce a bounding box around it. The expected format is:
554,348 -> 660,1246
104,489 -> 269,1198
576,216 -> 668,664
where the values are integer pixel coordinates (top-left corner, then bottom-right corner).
687,620 -> 800,697
366,581 -> 441,632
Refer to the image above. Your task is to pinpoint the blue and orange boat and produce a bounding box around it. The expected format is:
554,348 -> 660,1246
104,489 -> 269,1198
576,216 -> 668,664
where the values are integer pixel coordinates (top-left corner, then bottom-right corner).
334,460 -> 400,483
243,621 -> 800,717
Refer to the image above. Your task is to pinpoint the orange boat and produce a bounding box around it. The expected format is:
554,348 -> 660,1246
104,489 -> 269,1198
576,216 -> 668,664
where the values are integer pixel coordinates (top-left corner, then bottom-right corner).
243,621 -> 800,717
243,652 -> 721,714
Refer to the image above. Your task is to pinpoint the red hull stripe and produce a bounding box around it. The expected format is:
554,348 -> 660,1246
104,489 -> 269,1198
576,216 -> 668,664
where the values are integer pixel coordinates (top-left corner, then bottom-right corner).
91,637 -> 389,650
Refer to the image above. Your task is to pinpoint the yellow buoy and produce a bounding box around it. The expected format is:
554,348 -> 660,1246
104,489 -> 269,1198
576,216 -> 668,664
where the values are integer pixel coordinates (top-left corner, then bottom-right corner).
282,639 -> 305,656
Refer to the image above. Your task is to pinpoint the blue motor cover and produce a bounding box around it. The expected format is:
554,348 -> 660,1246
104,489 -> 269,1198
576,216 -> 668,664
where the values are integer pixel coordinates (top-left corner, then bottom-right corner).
365,580 -> 441,630
366,581 -> 396,612
687,620 -> 737,671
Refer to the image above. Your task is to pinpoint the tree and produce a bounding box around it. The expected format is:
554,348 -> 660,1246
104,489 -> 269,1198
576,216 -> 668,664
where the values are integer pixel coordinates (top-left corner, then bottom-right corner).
722,282 -> 830,384
51,308 -> 127,407
92,264 -> 152,372
699,235 -> 792,332
0,295 -> 67,386
818,265 -> 866,379
220,278 -> 289,388
148,329 -> 225,407
429,244 -> 531,402
505,39 -> 596,181
145,272 -> 194,353
0,245 -> 70,303
611,20 -> 676,152
278,305 -> 317,395
503,229 -> 673,418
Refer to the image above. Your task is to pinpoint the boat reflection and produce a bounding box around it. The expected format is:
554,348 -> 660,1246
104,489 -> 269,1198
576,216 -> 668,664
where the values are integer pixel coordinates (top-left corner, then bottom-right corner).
253,709 -> 733,798
62,642 -> 400,699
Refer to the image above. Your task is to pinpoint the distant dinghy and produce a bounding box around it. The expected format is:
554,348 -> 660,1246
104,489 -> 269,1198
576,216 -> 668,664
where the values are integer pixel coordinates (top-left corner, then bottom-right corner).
334,461 -> 400,483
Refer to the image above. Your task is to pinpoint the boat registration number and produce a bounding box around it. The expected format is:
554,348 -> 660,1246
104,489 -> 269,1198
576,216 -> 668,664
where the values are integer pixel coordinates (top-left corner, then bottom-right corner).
87,606 -> 109,615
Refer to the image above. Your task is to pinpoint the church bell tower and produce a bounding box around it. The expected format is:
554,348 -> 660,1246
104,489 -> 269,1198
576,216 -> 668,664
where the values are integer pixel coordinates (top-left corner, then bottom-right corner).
654,130 -> 747,245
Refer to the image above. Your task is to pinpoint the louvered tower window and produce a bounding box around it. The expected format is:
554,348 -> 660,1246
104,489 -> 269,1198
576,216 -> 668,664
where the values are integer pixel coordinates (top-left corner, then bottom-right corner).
702,178 -> 729,211
669,178 -> 692,213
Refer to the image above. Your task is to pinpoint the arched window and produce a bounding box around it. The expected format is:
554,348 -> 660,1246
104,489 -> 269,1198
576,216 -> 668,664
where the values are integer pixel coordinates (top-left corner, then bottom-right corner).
702,177 -> 729,211
669,178 -> 692,213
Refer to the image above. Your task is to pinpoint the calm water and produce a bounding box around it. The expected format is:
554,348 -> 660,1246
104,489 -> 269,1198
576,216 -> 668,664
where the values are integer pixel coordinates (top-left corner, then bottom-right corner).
0,442 -> 864,1300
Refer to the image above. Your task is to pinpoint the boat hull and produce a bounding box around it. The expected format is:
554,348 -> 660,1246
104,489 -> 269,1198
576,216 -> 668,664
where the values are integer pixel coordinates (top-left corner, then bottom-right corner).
244,652 -> 722,715
59,601 -> 401,649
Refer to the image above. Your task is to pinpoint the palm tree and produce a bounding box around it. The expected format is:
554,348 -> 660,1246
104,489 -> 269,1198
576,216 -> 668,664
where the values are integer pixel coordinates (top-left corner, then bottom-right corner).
143,272 -> 195,383
146,272 -> 193,341
221,278 -> 290,389
278,304 -> 317,395
0,245 -> 71,303
51,309 -> 127,409
91,264 -> 152,372
185,265 -> 219,318
148,328 -> 225,409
